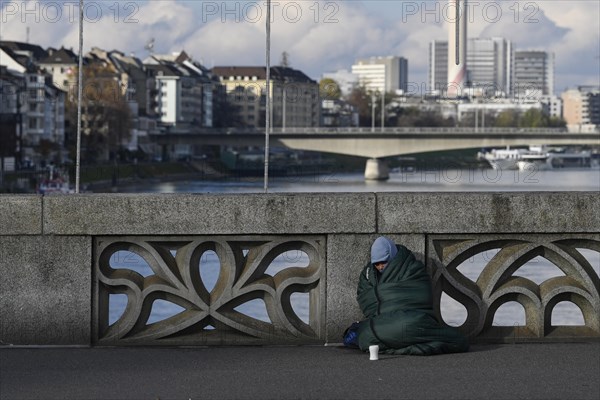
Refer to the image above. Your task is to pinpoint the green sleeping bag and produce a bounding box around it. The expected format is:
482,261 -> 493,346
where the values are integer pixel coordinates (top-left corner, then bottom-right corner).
356,244 -> 469,355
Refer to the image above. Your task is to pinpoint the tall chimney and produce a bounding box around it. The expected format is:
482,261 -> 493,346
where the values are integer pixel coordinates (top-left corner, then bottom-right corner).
447,0 -> 467,97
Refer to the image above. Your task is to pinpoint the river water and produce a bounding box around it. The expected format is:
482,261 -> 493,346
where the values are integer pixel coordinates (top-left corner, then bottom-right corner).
108,167 -> 599,331
121,167 -> 599,193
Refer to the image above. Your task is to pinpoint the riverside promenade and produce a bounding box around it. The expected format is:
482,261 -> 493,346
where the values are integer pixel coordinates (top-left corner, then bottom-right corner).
2,343 -> 599,400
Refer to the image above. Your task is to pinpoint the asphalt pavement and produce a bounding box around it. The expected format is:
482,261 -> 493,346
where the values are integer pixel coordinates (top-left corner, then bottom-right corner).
1,343 -> 599,400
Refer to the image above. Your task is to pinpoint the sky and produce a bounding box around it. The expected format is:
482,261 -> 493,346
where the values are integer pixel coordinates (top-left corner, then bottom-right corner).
1,0 -> 599,94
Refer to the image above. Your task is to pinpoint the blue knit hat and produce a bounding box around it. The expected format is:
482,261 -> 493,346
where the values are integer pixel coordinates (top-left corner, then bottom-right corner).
370,236 -> 398,265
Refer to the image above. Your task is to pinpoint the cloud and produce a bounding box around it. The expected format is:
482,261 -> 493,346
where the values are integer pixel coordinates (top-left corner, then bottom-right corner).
479,5 -> 570,48
0,0 -> 195,55
1,0 -> 598,92
181,0 -> 446,85
181,1 -> 392,71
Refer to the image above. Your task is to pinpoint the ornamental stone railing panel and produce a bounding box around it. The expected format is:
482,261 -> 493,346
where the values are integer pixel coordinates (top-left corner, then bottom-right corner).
2,193 -> 599,346
428,234 -> 600,342
93,236 -> 326,345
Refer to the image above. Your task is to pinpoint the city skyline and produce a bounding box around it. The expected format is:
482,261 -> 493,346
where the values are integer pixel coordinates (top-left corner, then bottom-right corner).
1,0 -> 599,94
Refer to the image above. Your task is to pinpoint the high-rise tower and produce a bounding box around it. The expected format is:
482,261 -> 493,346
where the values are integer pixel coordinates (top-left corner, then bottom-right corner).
447,0 -> 467,97
351,56 -> 408,93
430,37 -> 512,97
513,51 -> 555,99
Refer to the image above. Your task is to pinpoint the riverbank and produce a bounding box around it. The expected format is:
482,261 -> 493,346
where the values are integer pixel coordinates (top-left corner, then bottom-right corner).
0,160 -> 228,193
85,160 -> 227,192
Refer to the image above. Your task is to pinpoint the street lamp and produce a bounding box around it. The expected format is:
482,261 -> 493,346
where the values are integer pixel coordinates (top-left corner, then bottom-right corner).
75,0 -> 84,193
16,83 -> 24,169
263,0 -> 271,193
282,83 -> 286,132
371,91 -> 375,133
381,91 -> 385,131
369,91 -> 385,132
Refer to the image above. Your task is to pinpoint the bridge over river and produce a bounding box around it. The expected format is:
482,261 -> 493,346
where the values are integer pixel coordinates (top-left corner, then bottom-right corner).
149,127 -> 599,179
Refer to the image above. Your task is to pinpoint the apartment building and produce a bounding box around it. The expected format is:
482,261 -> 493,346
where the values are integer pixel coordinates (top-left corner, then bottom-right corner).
562,86 -> 600,132
212,66 -> 320,128
146,52 -> 215,129
37,47 -> 79,91
0,45 -> 65,165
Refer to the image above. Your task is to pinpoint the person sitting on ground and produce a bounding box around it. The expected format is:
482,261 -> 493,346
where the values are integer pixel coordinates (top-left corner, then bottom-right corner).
347,236 -> 469,356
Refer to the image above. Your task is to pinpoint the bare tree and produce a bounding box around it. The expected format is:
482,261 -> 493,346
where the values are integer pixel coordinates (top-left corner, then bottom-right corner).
65,63 -> 131,163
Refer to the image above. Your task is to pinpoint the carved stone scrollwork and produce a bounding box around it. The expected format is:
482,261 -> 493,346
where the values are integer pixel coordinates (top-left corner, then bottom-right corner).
428,235 -> 600,342
93,236 -> 326,345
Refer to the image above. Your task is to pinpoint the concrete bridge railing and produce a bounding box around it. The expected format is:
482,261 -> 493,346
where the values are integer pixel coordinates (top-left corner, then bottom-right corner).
1,193 -> 598,346
150,127 -> 600,160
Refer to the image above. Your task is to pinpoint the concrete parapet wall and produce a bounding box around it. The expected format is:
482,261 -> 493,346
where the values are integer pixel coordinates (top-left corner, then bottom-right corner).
0,193 -> 598,346
378,192 -> 600,233
0,195 -> 42,235
0,235 -> 91,345
43,193 -> 377,235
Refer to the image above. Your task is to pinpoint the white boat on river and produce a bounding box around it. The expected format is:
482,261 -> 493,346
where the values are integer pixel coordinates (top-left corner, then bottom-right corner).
478,146 -> 597,171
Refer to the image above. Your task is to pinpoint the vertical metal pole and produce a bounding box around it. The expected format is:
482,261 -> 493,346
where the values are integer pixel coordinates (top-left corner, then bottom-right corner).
371,92 -> 375,133
75,0 -> 84,193
263,0 -> 271,193
16,87 -> 22,168
381,92 -> 384,131
282,86 -> 286,132
482,106 -> 485,131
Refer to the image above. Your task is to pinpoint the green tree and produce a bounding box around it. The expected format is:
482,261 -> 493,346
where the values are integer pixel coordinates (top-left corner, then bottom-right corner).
520,108 -> 546,127
319,78 -> 341,100
389,106 -> 454,127
494,110 -> 520,127
547,116 -> 567,128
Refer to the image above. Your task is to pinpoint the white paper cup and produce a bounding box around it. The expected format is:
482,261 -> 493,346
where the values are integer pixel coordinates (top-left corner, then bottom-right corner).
369,345 -> 379,360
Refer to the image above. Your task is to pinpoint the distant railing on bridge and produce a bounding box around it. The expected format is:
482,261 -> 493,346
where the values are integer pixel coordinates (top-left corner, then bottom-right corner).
149,127 -> 581,136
